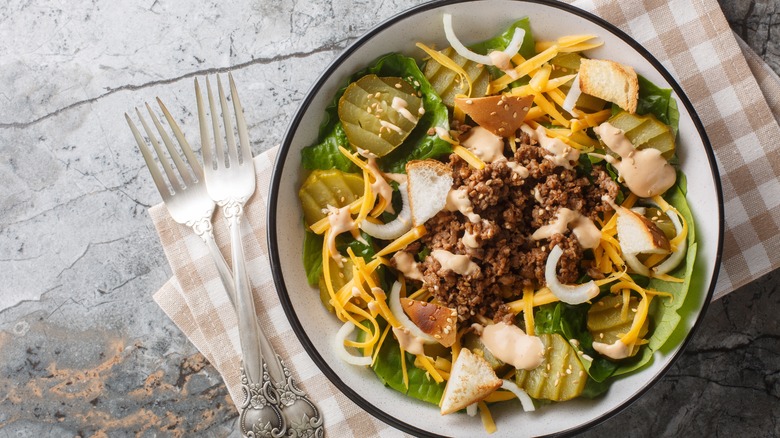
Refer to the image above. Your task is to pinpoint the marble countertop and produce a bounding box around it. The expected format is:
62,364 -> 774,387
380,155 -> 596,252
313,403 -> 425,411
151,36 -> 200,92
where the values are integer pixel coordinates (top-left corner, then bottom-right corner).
1,0 -> 778,436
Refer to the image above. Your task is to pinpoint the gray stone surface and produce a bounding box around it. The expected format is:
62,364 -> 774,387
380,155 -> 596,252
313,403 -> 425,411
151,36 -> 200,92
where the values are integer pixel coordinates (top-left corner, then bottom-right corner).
0,0 -> 777,436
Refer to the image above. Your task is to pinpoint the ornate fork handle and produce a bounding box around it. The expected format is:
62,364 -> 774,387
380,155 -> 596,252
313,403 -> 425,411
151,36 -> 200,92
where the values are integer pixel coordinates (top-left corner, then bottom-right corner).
274,355 -> 324,437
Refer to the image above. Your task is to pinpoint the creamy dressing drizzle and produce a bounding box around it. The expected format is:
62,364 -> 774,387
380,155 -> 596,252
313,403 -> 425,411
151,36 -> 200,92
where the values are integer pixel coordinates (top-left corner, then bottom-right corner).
393,326 -> 426,355
434,126 -> 453,142
533,186 -> 544,204
392,251 -> 424,281
446,187 -> 481,223
531,207 -> 601,249
462,229 -> 480,249
358,148 -> 396,214
594,122 -> 676,198
480,322 -> 545,370
461,126 -> 505,163
432,249 -> 479,276
380,119 -> 404,134
535,126 -> 579,169
391,96 -> 418,124
592,339 -> 631,360
326,204 -> 357,266
506,160 -> 529,178
520,123 -> 538,141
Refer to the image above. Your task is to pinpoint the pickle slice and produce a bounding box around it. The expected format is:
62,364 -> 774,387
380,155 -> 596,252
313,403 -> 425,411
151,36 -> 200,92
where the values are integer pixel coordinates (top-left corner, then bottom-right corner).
462,332 -> 505,371
423,47 -> 489,107
298,169 -> 364,225
338,75 -> 422,157
587,294 -> 649,357
514,333 -> 587,402
607,110 -> 676,159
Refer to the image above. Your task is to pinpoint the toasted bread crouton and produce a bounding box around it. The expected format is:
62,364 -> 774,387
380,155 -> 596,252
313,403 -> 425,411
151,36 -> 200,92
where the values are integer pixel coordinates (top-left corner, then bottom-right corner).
454,94 -> 534,137
406,160 -> 453,226
440,348 -> 502,415
400,298 -> 457,347
617,208 -> 671,255
579,59 -> 639,114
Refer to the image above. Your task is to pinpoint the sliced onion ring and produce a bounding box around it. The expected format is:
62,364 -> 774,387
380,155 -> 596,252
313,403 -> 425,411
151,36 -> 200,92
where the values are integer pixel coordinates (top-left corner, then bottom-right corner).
623,251 -> 651,277
545,245 -> 599,304
649,202 -> 687,275
335,321 -> 373,366
501,379 -> 536,412
562,73 -> 581,114
443,13 -> 525,67
388,281 -> 437,344
359,182 -> 412,240
466,403 -> 478,417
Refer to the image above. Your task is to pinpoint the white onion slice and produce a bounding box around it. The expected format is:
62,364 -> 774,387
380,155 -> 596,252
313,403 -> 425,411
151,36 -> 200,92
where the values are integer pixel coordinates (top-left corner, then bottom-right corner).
501,379 -> 536,412
545,245 -> 599,304
335,321 -> 373,366
359,182 -> 412,240
623,251 -> 651,277
443,14 -> 493,65
651,204 -> 687,275
388,281 -> 437,343
466,403 -> 478,417
443,13 -> 525,69
562,73 -> 581,114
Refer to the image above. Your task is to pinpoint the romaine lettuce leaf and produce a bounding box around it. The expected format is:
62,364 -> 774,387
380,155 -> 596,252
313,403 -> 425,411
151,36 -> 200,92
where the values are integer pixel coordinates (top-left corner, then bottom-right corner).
303,228 -> 324,286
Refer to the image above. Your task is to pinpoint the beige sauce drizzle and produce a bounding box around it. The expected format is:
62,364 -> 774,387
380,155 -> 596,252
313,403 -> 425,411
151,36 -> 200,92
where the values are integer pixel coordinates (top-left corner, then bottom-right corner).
380,119 -> 403,134
535,126 -> 579,169
432,249 -> 479,276
592,339 -> 631,360
480,322 -> 545,370
446,188 -> 481,223
488,51 -> 520,80
533,186 -> 544,204
506,160 -> 529,178
391,96 -> 418,124
531,208 -> 601,249
393,326 -> 426,355
326,204 -> 356,266
594,122 -> 676,197
520,123 -> 538,141
461,126 -> 505,163
462,229 -> 480,249
359,148 -> 396,214
392,251 -> 424,281
434,126 -> 452,142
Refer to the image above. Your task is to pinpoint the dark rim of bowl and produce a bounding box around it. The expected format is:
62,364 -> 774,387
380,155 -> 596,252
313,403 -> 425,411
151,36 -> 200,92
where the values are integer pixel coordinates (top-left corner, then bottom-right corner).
267,0 -> 724,436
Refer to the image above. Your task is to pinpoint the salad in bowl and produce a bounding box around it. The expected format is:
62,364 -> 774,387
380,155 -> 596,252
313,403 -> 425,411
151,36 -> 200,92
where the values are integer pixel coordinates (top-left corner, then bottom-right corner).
270,1 -> 720,436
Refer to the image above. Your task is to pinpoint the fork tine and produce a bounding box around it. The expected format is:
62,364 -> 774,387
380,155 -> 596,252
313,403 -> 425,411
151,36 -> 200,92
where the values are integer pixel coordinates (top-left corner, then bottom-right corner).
145,102 -> 195,187
228,73 -> 252,165
157,97 -> 204,181
216,75 -> 239,167
126,112 -> 171,199
195,78 -> 213,172
205,77 -> 225,170
135,107 -> 182,194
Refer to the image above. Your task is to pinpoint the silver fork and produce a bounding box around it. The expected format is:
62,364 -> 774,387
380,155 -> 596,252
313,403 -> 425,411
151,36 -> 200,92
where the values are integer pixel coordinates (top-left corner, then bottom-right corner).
197,73 -> 323,438
125,100 -> 286,437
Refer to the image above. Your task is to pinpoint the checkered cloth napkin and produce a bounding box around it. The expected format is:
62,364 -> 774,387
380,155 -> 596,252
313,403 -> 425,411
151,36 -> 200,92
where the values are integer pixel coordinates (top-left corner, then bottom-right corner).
149,0 -> 780,435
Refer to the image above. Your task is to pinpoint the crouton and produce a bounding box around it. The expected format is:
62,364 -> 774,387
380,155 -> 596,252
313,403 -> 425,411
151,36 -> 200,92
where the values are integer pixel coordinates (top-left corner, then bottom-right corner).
406,160 -> 453,226
400,298 -> 457,347
454,94 -> 534,137
440,348 -> 502,415
579,59 -> 639,114
617,208 -> 671,255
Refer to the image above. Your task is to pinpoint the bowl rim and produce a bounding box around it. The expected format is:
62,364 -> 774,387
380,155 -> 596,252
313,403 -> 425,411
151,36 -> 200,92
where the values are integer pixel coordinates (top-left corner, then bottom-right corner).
267,0 -> 725,436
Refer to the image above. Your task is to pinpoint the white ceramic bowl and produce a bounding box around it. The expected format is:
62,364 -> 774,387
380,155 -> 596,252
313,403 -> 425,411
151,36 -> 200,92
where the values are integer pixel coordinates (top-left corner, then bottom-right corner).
268,1 -> 723,436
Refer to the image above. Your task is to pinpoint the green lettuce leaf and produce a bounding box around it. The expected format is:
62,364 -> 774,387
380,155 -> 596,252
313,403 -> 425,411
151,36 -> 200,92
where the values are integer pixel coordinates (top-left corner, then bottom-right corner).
301,123 -> 357,173
303,228 -> 324,286
614,183 -> 697,376
358,320 -> 445,405
636,75 -> 680,135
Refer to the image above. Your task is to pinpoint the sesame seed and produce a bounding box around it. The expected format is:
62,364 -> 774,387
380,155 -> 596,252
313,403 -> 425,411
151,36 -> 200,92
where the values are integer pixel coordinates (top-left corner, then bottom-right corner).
566,369 -> 572,375
395,83 -> 402,89
554,379 -> 559,387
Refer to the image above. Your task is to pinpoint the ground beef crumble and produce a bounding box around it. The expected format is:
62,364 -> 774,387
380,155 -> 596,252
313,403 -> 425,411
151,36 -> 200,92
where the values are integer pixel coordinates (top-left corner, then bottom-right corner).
418,133 -> 619,324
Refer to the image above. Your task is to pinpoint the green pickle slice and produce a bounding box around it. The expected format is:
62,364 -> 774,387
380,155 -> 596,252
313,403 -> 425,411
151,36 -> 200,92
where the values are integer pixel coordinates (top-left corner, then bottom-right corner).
423,47 -> 490,107
338,75 -> 423,157
587,294 -> 649,357
298,169 -> 364,225
514,333 -> 587,402
607,110 -> 676,159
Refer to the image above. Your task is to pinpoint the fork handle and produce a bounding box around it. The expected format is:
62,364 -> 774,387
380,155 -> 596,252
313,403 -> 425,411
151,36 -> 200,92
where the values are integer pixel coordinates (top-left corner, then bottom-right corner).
201,225 -> 285,383
227,210 -> 263,385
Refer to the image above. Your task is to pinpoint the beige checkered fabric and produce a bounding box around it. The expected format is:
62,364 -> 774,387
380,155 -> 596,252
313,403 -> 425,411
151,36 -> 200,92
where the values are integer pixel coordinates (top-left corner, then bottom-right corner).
150,0 -> 780,435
